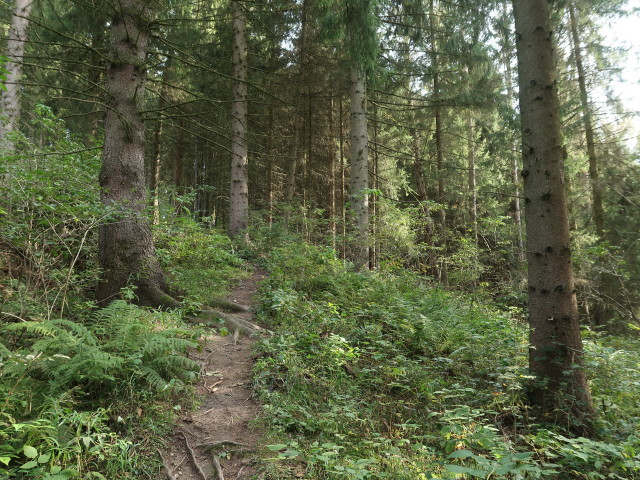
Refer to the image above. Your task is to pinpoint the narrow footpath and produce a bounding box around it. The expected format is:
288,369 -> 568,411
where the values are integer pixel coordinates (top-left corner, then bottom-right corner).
160,269 -> 267,480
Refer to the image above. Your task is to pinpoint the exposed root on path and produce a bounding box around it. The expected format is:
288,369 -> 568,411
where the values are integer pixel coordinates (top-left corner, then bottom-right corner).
181,431 -> 208,480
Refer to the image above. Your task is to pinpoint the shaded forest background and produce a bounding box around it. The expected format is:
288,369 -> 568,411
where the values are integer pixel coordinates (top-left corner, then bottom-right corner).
1,0 -> 639,323
1,0 -> 640,478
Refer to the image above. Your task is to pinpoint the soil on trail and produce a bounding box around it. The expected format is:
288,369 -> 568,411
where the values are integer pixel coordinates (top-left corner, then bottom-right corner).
160,269 -> 266,480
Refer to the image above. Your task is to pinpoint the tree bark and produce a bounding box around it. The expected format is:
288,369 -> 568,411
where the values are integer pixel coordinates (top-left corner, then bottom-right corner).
349,65 -> 370,270
97,0 -> 175,309
229,0 -> 249,238
0,0 -> 33,152
513,0 -> 594,431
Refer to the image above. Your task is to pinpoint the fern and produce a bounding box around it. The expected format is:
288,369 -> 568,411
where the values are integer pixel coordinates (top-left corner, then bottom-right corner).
140,366 -> 171,391
1,300 -> 201,400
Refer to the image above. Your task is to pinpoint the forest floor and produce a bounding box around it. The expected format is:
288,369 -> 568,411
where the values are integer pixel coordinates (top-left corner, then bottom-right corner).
159,269 -> 267,480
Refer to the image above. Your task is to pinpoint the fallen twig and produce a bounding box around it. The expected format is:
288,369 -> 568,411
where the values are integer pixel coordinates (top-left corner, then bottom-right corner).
205,379 -> 223,393
195,405 -> 218,417
180,431 -> 208,480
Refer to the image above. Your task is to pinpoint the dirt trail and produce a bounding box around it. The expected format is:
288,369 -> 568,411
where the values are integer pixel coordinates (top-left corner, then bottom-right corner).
160,269 -> 266,480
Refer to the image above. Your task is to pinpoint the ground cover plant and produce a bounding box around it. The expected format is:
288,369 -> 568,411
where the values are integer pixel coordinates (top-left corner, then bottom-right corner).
0,109 -> 250,478
249,227 -> 640,479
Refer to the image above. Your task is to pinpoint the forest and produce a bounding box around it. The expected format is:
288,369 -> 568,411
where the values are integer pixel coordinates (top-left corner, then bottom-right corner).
1,0 -> 640,478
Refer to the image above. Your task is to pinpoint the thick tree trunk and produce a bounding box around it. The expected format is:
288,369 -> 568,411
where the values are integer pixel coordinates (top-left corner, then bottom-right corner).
349,65 -> 370,270
97,0 -> 175,309
0,0 -> 33,152
513,0 -> 594,431
229,0 -> 249,238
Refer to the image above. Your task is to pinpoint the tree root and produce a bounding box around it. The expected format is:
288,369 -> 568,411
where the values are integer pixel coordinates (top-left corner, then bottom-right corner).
180,431 -> 208,480
206,298 -> 252,313
157,449 -> 178,480
186,310 -> 262,335
212,455 -> 225,480
195,440 -> 248,450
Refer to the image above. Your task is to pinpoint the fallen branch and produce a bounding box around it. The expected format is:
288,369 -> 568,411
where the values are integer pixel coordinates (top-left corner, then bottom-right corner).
180,431 -> 208,480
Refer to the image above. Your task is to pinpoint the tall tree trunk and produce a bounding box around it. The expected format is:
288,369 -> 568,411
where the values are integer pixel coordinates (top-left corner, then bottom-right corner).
173,119 -> 185,214
568,2 -> 613,328
339,95 -> 346,260
150,69 -> 170,225
150,60 -> 172,225
513,0 -> 594,431
266,101 -> 274,226
412,124 -> 437,277
349,65 -> 370,270
286,127 -> 300,204
371,99 -> 379,269
329,94 -> 338,250
568,2 -> 604,238
502,2 -> 526,263
467,115 -> 478,246
229,0 -> 249,238
151,111 -> 164,225
0,0 -> 33,152
97,0 -> 175,308
430,0 -> 448,284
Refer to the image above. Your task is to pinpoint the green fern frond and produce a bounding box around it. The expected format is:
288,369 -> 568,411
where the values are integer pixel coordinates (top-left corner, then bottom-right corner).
150,354 -> 199,376
141,335 -> 197,357
49,319 -> 97,346
139,366 -> 170,391
0,340 -> 12,357
4,320 -> 61,338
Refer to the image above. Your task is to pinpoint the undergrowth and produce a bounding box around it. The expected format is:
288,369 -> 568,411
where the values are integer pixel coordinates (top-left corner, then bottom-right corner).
0,108 -> 249,478
249,227 -> 640,479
